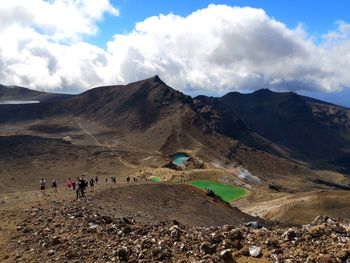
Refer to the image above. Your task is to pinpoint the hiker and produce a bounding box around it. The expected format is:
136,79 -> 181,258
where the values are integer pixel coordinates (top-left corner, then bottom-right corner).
76,177 -> 82,199
112,176 -> 116,183
40,178 -> 46,195
52,179 -> 58,193
81,176 -> 87,197
66,178 -> 72,190
72,180 -> 76,190
95,176 -> 98,184
90,178 -> 95,188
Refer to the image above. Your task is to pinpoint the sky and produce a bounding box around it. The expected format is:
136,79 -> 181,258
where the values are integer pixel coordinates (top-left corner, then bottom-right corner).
1,0 -> 350,106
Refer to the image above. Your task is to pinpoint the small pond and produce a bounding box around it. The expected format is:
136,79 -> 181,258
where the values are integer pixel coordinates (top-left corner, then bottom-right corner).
187,179 -> 246,202
171,152 -> 190,166
0,100 -> 40,105
149,176 -> 161,182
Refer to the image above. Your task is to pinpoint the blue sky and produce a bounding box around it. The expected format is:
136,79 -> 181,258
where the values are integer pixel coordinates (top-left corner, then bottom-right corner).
91,0 -> 350,48
0,1 -> 350,106
87,0 -> 350,106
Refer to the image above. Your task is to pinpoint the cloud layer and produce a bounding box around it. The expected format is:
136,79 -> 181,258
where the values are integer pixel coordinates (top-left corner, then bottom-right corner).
0,3 -> 350,95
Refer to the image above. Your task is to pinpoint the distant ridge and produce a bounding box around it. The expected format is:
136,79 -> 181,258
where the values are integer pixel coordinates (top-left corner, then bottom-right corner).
0,84 -> 73,102
1,76 -> 350,173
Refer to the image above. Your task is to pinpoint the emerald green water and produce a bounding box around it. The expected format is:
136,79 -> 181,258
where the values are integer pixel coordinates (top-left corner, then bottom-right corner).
187,180 -> 246,202
149,176 -> 161,182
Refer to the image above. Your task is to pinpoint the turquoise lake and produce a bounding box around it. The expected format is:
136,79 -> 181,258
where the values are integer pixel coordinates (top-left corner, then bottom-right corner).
171,153 -> 190,166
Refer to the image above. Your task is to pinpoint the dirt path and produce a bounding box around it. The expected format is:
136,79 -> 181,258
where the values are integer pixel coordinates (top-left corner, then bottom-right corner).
77,121 -> 101,146
237,190 -> 350,224
77,120 -> 144,170
118,156 -> 138,168
240,193 -> 308,218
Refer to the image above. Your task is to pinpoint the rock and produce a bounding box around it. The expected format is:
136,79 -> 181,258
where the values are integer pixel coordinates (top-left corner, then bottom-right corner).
223,225 -> 234,232
271,253 -> 280,263
62,136 -> 72,142
266,238 -> 279,249
8,196 -> 350,263
122,217 -> 132,224
245,221 -> 263,229
51,236 -> 62,246
170,226 -> 182,240
22,227 -> 32,233
240,247 -> 250,257
189,256 -> 199,263
157,248 -> 171,260
309,225 -> 326,238
220,249 -> 236,262
200,242 -> 215,255
221,239 -> 232,249
210,232 -> 223,244
122,226 -> 132,234
337,249 -> 349,261
316,255 -> 337,263
249,246 -> 261,257
312,215 -> 329,224
101,215 -> 113,224
117,247 -> 129,262
232,240 -> 243,250
282,228 -> 297,240
229,229 -> 243,240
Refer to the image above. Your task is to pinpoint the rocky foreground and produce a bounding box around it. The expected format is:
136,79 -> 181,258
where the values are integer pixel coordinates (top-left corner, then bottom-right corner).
5,197 -> 350,263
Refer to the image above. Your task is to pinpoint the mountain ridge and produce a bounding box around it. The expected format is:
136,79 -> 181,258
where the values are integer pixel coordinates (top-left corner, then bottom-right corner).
1,76 -> 350,173
1,76 -> 347,109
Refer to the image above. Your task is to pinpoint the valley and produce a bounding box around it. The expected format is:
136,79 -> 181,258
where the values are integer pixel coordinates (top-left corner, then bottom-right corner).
1,76 -> 350,262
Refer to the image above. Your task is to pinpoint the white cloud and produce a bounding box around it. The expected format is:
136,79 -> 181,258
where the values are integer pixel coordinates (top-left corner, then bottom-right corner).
0,0 -> 118,40
0,0 -> 118,92
107,4 -> 347,94
0,3 -> 350,95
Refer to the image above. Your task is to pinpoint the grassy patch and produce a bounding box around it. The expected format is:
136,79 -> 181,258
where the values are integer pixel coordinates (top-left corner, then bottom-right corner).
187,179 -> 246,202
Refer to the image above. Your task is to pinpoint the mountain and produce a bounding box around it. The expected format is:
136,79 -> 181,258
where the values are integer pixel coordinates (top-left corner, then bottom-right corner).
1,76 -> 350,189
211,89 -> 350,169
2,76 -> 350,167
69,77 -> 265,149
0,84 -> 73,102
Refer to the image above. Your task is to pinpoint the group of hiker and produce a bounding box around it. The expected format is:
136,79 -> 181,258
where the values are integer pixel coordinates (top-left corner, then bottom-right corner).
66,176 -> 99,199
40,174 -> 141,197
39,176 -> 99,198
39,178 -> 57,195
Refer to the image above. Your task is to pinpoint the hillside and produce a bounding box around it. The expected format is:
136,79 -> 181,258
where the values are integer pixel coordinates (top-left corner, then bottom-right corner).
1,188 -> 349,262
1,76 -> 350,194
196,89 -> 350,172
0,84 -> 73,102
1,76 -> 350,262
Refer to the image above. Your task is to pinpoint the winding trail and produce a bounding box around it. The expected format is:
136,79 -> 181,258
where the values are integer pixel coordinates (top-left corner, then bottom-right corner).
77,121 -> 101,146
118,156 -> 137,169
77,121 -> 150,169
77,120 -> 162,170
